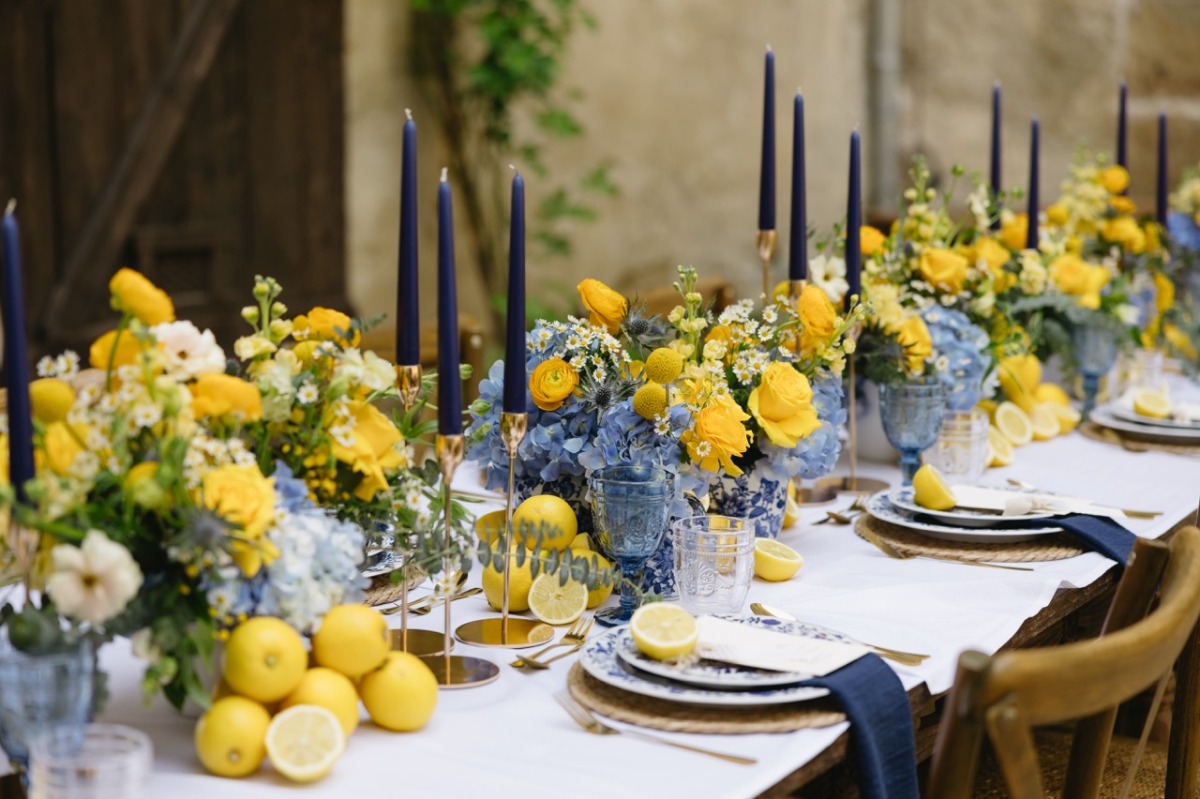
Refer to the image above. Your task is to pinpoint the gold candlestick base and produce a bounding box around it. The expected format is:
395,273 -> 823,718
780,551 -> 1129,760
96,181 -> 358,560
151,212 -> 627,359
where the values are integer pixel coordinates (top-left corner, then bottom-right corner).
390,628 -> 453,657
395,363 -> 423,411
757,229 -> 778,302
786,278 -> 808,302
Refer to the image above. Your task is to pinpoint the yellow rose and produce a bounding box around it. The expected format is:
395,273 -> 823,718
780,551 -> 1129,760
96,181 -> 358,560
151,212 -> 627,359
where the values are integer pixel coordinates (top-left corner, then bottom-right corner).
293,307 -> 359,348
30,378 -> 76,425
1145,222 -> 1163,254
999,214 -> 1029,252
1100,216 -> 1141,249
747,363 -> 820,448
796,284 -> 837,355
682,395 -> 752,476
1049,254 -> 1091,295
896,316 -> 932,375
577,279 -> 627,333
1045,204 -> 1070,227
109,268 -> 175,325
860,226 -> 886,257
40,422 -> 83,477
971,237 -> 1016,293
529,358 -> 578,411
1100,165 -> 1130,195
1154,271 -> 1175,315
1110,195 -> 1137,216
88,329 -> 144,370
191,374 -> 264,422
917,248 -> 969,294
331,401 -> 406,501
198,465 -> 277,576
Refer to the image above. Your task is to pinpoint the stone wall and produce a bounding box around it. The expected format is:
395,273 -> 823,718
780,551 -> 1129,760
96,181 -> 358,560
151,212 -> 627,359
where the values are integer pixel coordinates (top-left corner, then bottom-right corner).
345,0 -> 1200,335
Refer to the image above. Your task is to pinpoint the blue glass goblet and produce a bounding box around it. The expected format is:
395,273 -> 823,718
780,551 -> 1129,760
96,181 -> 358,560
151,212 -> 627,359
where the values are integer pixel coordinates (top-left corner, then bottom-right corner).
589,465 -> 674,627
1073,319 -> 1119,418
879,378 -> 947,486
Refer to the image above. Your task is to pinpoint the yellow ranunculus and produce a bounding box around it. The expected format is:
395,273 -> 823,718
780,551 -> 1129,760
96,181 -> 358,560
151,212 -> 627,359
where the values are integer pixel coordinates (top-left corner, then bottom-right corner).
40,422 -> 83,477
1045,204 -> 1070,227
191,374 -> 264,422
1154,271 -> 1175,315
860,226 -> 886,257
999,213 -> 1029,252
293,307 -> 359,348
198,464 -> 277,576
1101,216 -> 1142,249
682,395 -> 752,476
1145,222 -> 1163,254
88,329 -> 144,371
917,248 -> 968,294
896,316 -> 932,375
1100,165 -> 1129,195
331,400 -> 405,501
30,378 -> 76,425
1049,254 -> 1092,295
747,363 -> 819,448
796,284 -> 837,355
109,268 -> 175,326
971,237 -> 1016,292
1110,195 -> 1137,216
577,279 -> 627,333
529,357 -> 578,411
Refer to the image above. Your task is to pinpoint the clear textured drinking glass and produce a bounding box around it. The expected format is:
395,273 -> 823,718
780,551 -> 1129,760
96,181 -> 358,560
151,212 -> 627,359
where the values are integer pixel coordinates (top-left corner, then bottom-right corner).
589,465 -> 674,627
1115,347 -> 1164,396
672,516 -> 756,616
879,378 -> 947,486
0,633 -> 93,775
922,410 -> 989,485
30,724 -> 152,799
1073,319 -> 1119,417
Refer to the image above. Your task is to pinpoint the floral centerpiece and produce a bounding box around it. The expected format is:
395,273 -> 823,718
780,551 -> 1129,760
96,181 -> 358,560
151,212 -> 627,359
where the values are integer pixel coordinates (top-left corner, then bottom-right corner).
1164,168 -> 1200,368
0,270 -> 440,711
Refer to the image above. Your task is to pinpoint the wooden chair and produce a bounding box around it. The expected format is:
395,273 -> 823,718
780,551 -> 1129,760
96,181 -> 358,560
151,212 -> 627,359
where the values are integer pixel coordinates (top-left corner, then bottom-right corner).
925,525 -> 1200,799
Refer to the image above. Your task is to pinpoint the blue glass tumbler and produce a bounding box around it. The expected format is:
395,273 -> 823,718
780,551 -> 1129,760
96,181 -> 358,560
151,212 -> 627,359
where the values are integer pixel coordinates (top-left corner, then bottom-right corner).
1073,318 -> 1119,418
588,465 -> 674,627
879,378 -> 947,486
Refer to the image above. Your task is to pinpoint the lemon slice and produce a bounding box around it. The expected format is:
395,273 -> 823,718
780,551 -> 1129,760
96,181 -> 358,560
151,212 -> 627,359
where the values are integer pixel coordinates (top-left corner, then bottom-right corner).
1132,388 -> 1171,419
1046,403 -> 1081,434
1029,404 -> 1061,441
754,539 -> 804,582
265,704 -> 345,783
629,604 -> 698,661
995,401 -> 1033,446
528,573 -> 588,625
782,480 -> 801,528
987,426 -> 1014,467
912,464 -> 956,510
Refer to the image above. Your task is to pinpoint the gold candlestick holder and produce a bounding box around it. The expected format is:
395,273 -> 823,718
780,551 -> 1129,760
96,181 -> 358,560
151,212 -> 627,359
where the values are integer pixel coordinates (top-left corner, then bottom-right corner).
784,280 -> 837,506
815,323 -> 889,496
757,229 -> 777,303
455,413 -> 552,648
396,363 -> 423,411
418,434 -> 499,688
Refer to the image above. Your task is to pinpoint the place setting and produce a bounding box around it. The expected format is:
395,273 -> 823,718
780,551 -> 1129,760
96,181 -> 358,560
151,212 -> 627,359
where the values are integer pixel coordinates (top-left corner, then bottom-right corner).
1085,388 -> 1200,455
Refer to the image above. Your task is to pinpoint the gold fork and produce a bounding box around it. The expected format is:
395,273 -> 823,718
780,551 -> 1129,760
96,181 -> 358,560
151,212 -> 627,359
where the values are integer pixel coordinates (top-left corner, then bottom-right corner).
510,615 -> 594,669
860,525 -> 1035,572
552,690 -> 757,765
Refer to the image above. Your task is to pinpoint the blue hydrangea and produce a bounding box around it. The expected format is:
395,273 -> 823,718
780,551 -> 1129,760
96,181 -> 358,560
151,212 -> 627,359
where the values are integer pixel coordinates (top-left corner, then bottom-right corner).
758,370 -> 846,480
921,307 -> 991,410
1168,211 -> 1200,252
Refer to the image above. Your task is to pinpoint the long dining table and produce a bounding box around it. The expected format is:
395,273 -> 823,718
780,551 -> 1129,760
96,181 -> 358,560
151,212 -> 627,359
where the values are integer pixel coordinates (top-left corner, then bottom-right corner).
33,375 -> 1200,799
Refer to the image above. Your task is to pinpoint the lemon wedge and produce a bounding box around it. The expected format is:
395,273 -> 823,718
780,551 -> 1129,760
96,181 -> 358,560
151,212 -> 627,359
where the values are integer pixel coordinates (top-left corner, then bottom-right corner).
753,539 -> 804,582
629,604 -> 698,661
987,426 -> 1014,467
265,704 -> 345,783
994,401 -> 1034,446
1132,388 -> 1171,419
912,464 -> 956,510
1046,403 -> 1081,435
527,573 -> 588,625
1029,404 -> 1061,441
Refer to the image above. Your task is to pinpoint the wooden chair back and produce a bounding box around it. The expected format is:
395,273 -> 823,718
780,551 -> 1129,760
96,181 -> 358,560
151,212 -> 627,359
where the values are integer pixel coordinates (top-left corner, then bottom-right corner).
926,525 -> 1200,799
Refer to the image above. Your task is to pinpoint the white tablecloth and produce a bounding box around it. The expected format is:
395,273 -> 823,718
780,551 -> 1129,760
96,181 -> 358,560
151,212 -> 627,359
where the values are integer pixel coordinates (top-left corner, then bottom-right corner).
50,380 -> 1200,797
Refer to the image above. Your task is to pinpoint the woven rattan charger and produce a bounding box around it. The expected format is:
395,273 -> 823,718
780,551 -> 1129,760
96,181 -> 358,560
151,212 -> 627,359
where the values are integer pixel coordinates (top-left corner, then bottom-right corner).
854,513 -> 1086,563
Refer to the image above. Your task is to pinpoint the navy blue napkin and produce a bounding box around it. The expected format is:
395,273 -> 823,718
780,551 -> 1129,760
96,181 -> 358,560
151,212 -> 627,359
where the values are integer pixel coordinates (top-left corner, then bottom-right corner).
799,653 -> 918,799
1023,512 -> 1135,566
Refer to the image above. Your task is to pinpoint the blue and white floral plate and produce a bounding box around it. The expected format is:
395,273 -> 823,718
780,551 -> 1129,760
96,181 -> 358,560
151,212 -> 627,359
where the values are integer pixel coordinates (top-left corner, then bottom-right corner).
580,616 -> 837,706
884,486 -> 1058,529
1098,405 -> 1200,438
865,492 -> 1062,543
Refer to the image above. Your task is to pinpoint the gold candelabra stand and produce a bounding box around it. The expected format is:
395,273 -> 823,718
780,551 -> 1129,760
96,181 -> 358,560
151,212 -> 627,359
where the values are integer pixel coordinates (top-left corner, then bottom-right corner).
815,321 -> 889,496
757,229 -> 777,303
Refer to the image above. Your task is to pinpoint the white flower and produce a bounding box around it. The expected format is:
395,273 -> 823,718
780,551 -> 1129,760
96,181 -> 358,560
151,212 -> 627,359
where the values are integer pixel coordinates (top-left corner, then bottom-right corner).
153,321 -> 226,381
1116,304 -> 1141,326
809,254 -> 850,304
46,530 -> 143,625
297,382 -> 319,405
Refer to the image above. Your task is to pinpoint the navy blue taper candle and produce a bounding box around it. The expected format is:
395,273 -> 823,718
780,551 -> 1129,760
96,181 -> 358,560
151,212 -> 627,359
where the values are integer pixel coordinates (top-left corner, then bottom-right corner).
503,170 -> 526,413
436,170 -> 462,435
758,47 -> 776,232
397,111 -> 419,366
1156,112 -> 1168,226
989,83 -> 1002,230
1117,81 -> 1128,170
1,205 -> 33,504
1026,118 -> 1040,251
845,131 -> 862,308
788,93 -> 807,281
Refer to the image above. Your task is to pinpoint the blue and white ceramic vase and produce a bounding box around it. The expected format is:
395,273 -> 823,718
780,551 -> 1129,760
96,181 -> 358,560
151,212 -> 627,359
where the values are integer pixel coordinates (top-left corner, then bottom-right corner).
709,462 -> 789,539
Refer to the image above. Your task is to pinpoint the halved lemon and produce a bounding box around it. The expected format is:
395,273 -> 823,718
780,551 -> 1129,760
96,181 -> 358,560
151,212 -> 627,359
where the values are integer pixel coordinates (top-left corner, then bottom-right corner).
265,704 -> 345,783
1132,388 -> 1171,419
629,604 -> 698,661
754,538 -> 804,582
782,480 -> 801,528
994,401 -> 1033,446
1046,403 -> 1081,434
527,573 -> 588,625
912,464 -> 956,510
987,426 -> 1014,467
1029,404 -> 1061,441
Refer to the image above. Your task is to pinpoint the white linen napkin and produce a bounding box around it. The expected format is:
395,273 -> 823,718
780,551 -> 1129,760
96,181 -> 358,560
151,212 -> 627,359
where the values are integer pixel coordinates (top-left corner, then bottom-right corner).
693,616 -> 870,675
950,485 -> 1126,521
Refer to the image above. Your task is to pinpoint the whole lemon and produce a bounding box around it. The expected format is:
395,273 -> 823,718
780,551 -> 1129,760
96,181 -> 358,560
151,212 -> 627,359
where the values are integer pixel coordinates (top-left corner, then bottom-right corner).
223,617 -> 308,703
474,509 -> 507,547
579,551 -> 614,609
481,554 -> 536,612
359,651 -> 439,732
280,667 -> 361,737
312,604 -> 390,679
194,695 -> 271,778
512,495 -> 577,551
